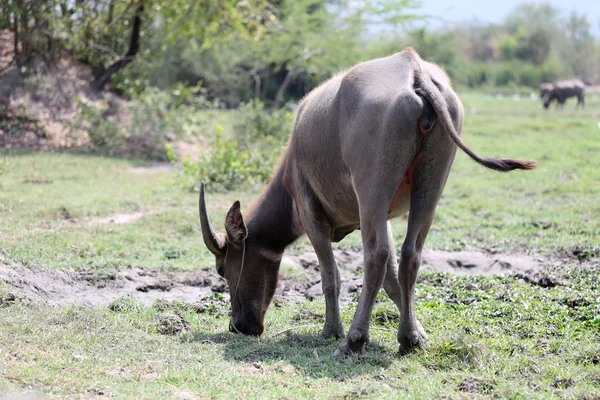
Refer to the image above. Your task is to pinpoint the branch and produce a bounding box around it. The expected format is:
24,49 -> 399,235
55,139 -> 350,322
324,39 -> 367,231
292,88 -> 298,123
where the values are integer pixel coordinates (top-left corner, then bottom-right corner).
92,0 -> 144,90
270,48 -> 327,111
249,63 -> 262,99
86,39 -> 121,59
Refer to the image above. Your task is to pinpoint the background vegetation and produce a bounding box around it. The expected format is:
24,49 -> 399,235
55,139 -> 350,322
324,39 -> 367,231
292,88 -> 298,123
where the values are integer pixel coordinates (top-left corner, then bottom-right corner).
1,1 -> 599,398
1,92 -> 599,399
2,0 -> 599,102
2,0 -> 599,162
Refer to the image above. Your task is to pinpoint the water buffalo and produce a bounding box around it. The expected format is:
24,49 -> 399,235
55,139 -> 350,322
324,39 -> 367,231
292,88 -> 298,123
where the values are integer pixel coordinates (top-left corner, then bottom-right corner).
539,82 -> 553,100
199,48 -> 536,356
541,79 -> 585,109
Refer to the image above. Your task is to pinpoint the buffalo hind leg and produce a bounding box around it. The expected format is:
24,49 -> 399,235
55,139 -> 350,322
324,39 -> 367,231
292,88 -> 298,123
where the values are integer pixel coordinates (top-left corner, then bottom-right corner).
334,92 -> 420,356
381,222 -> 427,343
397,142 -> 456,352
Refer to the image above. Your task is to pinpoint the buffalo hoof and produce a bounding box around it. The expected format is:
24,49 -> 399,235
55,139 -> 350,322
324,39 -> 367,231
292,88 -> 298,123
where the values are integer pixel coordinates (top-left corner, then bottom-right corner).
398,319 -> 427,353
322,323 -> 344,340
333,329 -> 369,357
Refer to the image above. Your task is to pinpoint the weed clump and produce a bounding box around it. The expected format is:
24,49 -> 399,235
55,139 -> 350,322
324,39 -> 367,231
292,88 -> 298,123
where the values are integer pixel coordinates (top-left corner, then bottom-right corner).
0,292 -> 17,307
428,333 -> 484,370
152,299 -> 204,314
458,377 -> 494,394
372,306 -> 400,327
155,311 -> 190,335
107,296 -> 143,313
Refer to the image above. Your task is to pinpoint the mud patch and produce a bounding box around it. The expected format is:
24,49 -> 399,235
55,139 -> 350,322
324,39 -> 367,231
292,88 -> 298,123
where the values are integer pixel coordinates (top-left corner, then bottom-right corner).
0,247 -> 567,308
514,271 -> 564,288
0,261 -> 218,307
420,249 -> 551,276
277,247 -> 554,303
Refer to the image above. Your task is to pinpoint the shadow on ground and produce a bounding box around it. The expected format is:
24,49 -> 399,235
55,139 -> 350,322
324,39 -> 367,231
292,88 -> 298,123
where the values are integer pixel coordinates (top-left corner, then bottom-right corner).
182,330 -> 397,379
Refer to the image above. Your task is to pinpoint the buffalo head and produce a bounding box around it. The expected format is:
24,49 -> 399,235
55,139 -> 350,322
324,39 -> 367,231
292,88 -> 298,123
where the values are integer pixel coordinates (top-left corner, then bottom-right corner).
198,182 -> 280,336
543,98 -> 551,109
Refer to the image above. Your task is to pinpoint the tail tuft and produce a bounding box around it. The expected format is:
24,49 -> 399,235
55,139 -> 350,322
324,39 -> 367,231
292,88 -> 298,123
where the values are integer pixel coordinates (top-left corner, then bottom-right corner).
477,157 -> 537,172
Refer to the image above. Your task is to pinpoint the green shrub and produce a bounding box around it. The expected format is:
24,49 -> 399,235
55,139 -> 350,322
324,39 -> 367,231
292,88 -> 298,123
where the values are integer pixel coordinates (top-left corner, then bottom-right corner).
72,97 -> 123,151
234,99 -> 294,147
168,126 -> 280,192
71,85 -> 218,160
453,62 -> 491,88
453,59 -> 570,90
493,63 -> 518,86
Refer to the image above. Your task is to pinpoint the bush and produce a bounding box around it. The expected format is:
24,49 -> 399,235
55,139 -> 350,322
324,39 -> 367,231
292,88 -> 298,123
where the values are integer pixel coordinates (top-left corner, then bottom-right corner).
453,62 -> 491,88
493,63 -> 518,86
71,85 -> 219,160
168,126 -> 280,192
234,99 -> 294,147
73,97 -> 123,151
453,59 -> 570,90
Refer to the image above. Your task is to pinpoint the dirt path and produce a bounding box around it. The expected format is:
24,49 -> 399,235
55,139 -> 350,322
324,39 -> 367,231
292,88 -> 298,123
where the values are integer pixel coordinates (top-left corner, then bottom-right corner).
0,247 -> 565,307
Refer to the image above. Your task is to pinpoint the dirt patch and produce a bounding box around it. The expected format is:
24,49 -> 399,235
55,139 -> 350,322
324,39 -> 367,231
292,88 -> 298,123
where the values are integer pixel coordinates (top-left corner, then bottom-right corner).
0,247 -> 565,308
0,259 -> 218,307
277,247 -> 556,302
0,54 -> 109,151
420,249 -> 551,276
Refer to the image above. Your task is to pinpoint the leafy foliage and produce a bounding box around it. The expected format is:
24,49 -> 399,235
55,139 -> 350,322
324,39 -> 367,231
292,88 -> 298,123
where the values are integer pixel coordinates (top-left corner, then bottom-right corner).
168,127 -> 279,192
234,99 -> 294,146
71,86 -> 217,160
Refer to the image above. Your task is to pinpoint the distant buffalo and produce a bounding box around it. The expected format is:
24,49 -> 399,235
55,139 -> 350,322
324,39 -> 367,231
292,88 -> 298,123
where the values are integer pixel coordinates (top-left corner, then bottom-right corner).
540,79 -> 585,109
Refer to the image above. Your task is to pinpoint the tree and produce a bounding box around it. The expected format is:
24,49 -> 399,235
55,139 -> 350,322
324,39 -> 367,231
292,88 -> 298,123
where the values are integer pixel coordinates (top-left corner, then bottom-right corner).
559,12 -> 596,81
92,0 -> 144,90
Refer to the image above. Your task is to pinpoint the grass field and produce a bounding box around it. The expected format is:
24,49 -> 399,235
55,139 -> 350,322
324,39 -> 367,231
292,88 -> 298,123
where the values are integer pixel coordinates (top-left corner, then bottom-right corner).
1,92 -> 600,399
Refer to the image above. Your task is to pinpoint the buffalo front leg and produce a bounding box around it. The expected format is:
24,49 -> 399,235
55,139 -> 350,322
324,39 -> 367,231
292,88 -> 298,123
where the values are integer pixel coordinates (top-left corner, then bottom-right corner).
312,235 -> 344,339
295,186 -> 344,339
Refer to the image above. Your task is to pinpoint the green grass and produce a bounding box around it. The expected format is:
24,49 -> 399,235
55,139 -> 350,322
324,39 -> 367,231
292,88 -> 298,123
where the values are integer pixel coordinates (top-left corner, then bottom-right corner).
1,267 -> 599,398
0,153 -> 263,272
1,92 -> 600,398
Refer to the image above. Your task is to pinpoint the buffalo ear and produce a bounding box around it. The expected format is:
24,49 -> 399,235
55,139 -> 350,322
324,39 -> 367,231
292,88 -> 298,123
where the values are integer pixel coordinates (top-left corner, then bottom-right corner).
225,201 -> 248,244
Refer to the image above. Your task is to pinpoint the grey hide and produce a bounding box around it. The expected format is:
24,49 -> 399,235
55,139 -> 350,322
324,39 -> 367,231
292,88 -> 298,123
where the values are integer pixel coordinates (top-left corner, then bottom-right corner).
199,47 -> 537,356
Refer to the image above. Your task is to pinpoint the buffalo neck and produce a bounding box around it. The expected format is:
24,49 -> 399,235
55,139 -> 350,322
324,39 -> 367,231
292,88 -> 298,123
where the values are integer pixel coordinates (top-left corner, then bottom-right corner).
245,168 -> 301,253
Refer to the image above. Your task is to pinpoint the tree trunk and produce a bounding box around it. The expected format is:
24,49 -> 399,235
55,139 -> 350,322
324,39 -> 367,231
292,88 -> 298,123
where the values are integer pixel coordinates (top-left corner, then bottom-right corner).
13,12 -> 19,63
92,0 -> 144,91
270,67 -> 295,112
250,68 -> 261,99
16,0 -> 30,67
